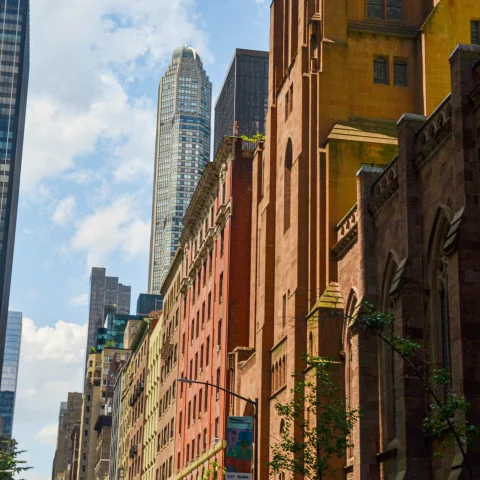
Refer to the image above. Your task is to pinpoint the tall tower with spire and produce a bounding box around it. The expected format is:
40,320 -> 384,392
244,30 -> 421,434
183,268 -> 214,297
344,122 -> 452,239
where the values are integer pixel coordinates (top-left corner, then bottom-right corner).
148,46 -> 212,293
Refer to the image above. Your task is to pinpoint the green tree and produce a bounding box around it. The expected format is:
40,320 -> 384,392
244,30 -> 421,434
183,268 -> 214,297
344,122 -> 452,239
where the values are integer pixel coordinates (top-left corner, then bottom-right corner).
202,459 -> 225,480
354,303 -> 479,480
240,132 -> 265,144
0,437 -> 31,479
269,355 -> 360,480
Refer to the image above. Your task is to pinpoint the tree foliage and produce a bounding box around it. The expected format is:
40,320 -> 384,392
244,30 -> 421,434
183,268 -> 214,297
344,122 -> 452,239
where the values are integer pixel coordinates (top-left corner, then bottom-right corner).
0,437 -> 31,479
202,460 -> 225,480
355,303 -> 479,479
240,132 -> 265,144
269,355 -> 360,480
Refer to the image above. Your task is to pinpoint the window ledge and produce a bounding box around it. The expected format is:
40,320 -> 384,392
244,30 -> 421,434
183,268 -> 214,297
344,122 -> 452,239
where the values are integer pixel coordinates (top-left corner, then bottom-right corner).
348,20 -> 418,38
269,384 -> 287,400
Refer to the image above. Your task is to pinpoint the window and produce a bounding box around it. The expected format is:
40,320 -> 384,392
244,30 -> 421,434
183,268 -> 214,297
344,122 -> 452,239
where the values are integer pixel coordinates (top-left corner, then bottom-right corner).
209,250 -> 213,275
200,344 -> 204,370
198,434 -> 201,455
179,412 -> 182,435
196,312 -> 200,338
202,302 -> 205,329
284,139 -> 292,232
373,57 -> 388,85
192,439 -> 195,459
186,445 -> 190,463
206,336 -> 210,366
182,333 -> 185,355
218,319 -> 222,348
220,229 -> 225,257
282,294 -> 287,328
188,402 -> 191,427
208,292 -> 212,319
203,428 -> 208,451
199,389 -> 203,418
472,20 -> 480,45
219,273 -> 224,303
216,368 -> 221,400
394,60 -> 407,86
367,0 -> 402,20
285,90 -> 290,120
215,417 -> 219,437
222,182 -> 226,204
193,396 -> 197,423
205,384 -> 209,411
191,320 -> 194,342
195,353 -> 198,379
203,262 -> 207,285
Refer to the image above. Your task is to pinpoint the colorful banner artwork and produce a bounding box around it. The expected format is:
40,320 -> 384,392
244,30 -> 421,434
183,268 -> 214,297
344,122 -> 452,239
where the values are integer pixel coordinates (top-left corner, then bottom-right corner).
226,416 -> 254,475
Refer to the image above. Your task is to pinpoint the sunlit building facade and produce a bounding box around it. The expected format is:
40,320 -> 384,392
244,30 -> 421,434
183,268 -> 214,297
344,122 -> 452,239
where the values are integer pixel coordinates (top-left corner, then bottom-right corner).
0,0 -> 29,384
148,46 -> 212,294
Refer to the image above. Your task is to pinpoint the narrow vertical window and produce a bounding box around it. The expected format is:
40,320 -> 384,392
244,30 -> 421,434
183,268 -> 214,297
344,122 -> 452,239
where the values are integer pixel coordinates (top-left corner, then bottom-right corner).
471,20 -> 480,45
386,0 -> 402,20
374,57 -> 388,84
394,60 -> 407,87
206,336 -> 210,366
282,294 -> 287,328
219,273 -> 224,303
367,0 -> 382,18
284,139 -> 293,233
216,368 -> 221,400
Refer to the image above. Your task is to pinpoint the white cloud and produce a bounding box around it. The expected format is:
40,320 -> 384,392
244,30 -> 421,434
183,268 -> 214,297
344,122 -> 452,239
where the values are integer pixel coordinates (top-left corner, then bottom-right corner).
70,194 -> 150,270
15,317 -> 86,449
52,196 -> 77,226
35,423 -> 58,447
22,0 -> 211,193
68,293 -> 89,307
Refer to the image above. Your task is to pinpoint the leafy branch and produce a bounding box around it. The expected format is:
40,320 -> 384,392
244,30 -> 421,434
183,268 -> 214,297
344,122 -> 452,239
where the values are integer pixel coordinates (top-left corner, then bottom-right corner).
0,437 -> 32,479
353,303 -> 478,479
240,132 -> 266,143
269,355 -> 360,480
202,459 -> 226,480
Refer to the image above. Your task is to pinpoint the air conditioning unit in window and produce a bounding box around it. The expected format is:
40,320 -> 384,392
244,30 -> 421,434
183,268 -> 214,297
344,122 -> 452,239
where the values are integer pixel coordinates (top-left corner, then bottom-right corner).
212,437 -> 219,446
216,345 -> 221,352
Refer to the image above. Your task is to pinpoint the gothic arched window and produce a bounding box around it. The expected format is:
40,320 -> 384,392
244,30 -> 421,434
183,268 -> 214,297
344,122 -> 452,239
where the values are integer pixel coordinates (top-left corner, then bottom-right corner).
284,139 -> 293,233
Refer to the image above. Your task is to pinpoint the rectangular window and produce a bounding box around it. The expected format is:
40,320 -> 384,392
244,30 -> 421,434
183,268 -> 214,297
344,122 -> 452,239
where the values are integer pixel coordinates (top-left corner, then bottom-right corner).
188,401 -> 191,427
186,445 -> 190,463
206,336 -> 210,366
203,262 -> 207,285
205,384 -> 209,411
394,60 -> 407,86
472,20 -> 480,45
195,353 -> 198,380
367,0 -> 382,18
198,434 -> 201,455
196,312 -> 200,338
200,344 -> 204,370
282,294 -> 287,328
215,417 -> 219,437
216,368 -> 221,400
191,320 -> 194,342
209,250 -> 213,275
374,57 -> 389,84
203,428 -> 208,451
192,439 -> 195,459
218,319 -> 222,348
199,388 -> 203,418
202,302 -> 205,329
208,292 -> 212,319
189,360 -> 193,380
182,333 -> 185,355
193,396 -> 196,423
220,229 -> 225,257
179,412 -> 182,435
386,0 -> 402,20
219,273 -> 224,303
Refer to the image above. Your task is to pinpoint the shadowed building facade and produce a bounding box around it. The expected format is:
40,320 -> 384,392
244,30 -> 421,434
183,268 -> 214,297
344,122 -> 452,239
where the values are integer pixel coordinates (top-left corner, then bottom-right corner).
148,47 -> 212,294
0,0 -> 29,385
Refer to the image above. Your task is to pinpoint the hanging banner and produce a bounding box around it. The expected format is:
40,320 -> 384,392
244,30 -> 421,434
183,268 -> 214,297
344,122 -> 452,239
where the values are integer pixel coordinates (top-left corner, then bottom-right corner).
226,416 -> 253,476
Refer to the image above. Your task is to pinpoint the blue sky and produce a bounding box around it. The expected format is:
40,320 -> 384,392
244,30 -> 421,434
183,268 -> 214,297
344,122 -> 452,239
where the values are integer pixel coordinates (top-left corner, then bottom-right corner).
10,1 -> 269,478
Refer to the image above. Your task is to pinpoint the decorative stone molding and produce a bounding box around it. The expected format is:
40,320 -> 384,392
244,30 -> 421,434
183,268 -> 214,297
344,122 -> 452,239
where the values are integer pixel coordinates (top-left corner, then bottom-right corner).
370,162 -> 399,216
414,96 -> 452,170
348,20 -> 419,39
332,204 -> 358,261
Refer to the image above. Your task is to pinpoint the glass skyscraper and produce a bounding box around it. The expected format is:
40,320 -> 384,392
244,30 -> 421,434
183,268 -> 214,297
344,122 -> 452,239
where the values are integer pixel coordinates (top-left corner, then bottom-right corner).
214,49 -> 268,156
0,0 -> 29,385
0,311 -> 22,436
148,46 -> 212,293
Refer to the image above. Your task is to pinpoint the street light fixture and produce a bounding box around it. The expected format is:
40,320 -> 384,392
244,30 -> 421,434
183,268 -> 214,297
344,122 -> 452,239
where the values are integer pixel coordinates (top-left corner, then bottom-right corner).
177,378 -> 258,480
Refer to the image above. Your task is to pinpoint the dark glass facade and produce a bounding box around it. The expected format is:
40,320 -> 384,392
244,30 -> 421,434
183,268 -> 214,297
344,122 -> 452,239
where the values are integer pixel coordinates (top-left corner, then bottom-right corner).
0,0 -> 30,384
95,313 -> 143,351
214,49 -> 268,156
136,293 -> 163,315
0,311 -> 22,436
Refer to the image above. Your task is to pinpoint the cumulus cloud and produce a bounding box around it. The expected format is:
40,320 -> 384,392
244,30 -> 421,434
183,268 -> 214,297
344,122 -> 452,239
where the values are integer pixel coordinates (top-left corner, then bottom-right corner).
71,193 -> 150,270
21,0 -> 211,193
52,195 -> 77,226
14,317 -> 86,471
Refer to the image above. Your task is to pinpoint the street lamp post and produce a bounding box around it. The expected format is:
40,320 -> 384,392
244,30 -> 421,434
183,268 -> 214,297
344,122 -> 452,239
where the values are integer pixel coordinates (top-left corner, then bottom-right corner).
177,378 -> 258,480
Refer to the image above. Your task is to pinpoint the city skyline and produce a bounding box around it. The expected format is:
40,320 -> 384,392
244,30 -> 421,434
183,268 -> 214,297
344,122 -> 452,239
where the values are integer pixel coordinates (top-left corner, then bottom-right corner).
10,2 -> 269,478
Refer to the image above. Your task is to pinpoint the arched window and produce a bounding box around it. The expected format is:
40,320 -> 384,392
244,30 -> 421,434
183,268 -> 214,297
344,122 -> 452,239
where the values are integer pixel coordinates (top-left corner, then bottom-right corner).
381,253 -> 399,445
275,362 -> 279,392
282,355 -> 287,385
345,290 -> 358,461
271,366 -> 275,393
284,139 -> 293,233
428,208 -> 453,396
308,331 -> 314,356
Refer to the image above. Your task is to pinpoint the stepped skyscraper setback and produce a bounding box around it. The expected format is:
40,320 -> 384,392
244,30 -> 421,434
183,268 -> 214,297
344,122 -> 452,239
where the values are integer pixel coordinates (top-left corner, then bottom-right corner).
148,46 -> 212,293
0,0 -> 29,384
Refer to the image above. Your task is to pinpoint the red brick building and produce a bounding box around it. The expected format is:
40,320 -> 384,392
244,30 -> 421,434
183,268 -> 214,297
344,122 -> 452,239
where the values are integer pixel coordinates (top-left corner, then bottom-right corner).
332,45 -> 480,479
174,137 -> 254,479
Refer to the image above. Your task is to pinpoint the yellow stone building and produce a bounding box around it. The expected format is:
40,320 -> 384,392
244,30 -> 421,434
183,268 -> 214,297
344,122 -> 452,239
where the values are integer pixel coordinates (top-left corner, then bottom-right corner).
143,313 -> 163,480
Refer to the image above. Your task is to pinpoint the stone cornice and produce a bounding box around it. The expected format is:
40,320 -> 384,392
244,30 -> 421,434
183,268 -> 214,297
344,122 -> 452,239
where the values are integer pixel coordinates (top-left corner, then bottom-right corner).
413,95 -> 452,170
370,158 -> 399,217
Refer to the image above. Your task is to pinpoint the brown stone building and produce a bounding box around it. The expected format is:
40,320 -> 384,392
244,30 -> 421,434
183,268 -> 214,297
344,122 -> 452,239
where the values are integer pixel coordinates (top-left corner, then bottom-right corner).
52,392 -> 82,480
330,44 -> 480,478
231,1 -> 480,480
